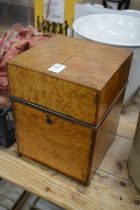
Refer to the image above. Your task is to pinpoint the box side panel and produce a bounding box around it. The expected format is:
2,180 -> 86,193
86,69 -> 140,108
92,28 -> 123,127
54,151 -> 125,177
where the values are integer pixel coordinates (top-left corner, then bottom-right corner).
8,65 -> 98,124
13,102 -> 92,183
89,89 -> 125,181
97,54 -> 132,123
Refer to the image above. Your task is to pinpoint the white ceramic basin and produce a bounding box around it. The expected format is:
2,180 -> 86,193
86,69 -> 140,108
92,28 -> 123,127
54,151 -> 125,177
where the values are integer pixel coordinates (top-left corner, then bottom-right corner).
73,14 -> 140,104
73,14 -> 140,47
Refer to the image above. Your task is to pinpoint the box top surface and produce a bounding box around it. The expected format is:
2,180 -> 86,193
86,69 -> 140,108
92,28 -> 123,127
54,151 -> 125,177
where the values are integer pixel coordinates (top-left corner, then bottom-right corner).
8,35 -> 132,90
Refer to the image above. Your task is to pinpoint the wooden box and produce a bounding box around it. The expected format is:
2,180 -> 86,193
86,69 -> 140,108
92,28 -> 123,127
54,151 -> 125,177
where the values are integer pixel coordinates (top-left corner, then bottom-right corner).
7,35 -> 132,185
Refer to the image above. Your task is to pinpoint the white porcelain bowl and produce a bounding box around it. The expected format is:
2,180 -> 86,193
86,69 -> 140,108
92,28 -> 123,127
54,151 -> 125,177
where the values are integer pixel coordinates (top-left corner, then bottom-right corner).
73,14 -> 140,47
73,14 -> 140,103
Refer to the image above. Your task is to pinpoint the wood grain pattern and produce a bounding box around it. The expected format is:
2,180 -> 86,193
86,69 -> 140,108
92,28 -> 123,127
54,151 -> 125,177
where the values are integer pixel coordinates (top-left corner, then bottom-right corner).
89,90 -> 124,181
0,137 -> 139,210
7,35 -> 132,124
8,65 -> 98,124
8,35 -> 132,91
0,179 -> 24,203
0,194 -> 15,210
13,102 -> 92,183
12,89 -> 124,185
0,104 -> 139,210
97,55 -> 132,121
0,176 -> 24,210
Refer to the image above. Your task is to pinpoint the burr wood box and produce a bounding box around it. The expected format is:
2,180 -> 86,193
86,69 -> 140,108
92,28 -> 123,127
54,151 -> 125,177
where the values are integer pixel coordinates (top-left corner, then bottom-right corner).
7,35 -> 132,185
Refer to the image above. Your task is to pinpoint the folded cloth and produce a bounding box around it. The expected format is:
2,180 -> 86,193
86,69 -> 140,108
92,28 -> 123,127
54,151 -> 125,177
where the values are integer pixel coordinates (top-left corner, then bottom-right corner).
0,24 -> 49,95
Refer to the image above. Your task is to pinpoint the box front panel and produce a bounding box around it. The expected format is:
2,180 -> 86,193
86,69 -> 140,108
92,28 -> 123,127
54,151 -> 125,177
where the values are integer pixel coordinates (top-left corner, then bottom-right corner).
8,65 -> 98,124
13,102 -> 93,183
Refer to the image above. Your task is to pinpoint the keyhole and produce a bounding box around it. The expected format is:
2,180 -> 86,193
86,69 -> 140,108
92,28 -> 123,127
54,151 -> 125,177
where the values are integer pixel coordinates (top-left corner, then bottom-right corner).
46,116 -> 53,125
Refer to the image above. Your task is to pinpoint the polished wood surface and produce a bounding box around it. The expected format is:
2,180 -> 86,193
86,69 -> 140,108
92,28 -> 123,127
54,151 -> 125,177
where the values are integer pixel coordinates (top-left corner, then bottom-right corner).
8,35 -> 132,124
90,90 -> 125,181
97,57 -> 132,121
8,65 -> 98,124
7,35 -> 133,184
0,104 -> 139,210
8,35 -> 132,90
12,89 -> 124,185
13,102 -> 92,183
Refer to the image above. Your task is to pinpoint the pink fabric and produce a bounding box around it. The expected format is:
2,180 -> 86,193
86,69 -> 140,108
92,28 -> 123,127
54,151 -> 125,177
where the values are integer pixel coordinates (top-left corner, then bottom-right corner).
0,24 -> 49,94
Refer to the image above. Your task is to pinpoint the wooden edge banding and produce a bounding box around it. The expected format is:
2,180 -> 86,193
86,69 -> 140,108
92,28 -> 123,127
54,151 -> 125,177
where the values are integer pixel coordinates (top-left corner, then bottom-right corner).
10,82 -> 128,131
86,131 -> 97,185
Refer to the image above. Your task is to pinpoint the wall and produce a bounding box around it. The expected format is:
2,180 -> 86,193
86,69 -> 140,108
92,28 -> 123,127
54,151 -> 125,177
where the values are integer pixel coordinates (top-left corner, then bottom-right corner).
129,0 -> 140,9
77,0 -> 140,10
0,0 -> 140,10
0,0 -> 34,7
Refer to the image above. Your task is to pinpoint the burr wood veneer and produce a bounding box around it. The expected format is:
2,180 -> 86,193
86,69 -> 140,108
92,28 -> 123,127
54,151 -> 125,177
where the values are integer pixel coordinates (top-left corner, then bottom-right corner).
7,35 -> 132,185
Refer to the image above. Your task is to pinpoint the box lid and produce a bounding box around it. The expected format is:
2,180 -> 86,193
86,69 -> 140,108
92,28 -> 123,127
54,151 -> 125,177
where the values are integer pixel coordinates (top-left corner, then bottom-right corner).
8,35 -> 132,91
8,35 -> 132,125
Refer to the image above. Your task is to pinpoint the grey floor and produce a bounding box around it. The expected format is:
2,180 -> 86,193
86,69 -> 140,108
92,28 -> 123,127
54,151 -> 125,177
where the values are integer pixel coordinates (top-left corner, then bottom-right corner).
21,194 -> 64,210
0,179 -> 64,210
0,179 -> 24,210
